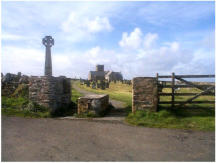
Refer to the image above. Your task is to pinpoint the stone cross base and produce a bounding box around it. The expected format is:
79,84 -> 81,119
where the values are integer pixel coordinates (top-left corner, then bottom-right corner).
78,94 -> 109,116
132,77 -> 158,112
29,76 -> 71,112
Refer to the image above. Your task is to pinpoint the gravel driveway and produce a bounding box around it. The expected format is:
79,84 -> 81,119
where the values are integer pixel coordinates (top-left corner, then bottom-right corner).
2,116 -> 215,161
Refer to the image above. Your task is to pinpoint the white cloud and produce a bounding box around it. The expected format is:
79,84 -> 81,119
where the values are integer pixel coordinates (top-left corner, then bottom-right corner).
163,41 -> 179,52
1,46 -> 44,76
2,33 -> 26,41
86,16 -> 112,33
61,12 -> 113,42
84,47 -> 115,66
143,33 -> 158,49
116,27 -> 214,78
87,46 -> 101,58
172,49 -> 215,77
119,28 -> 158,50
119,28 -> 142,49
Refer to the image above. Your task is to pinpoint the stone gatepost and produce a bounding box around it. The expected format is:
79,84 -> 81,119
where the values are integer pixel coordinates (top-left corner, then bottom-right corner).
132,77 -> 158,113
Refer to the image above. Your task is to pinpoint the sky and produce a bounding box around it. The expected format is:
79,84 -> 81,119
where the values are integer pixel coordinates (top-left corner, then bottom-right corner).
1,1 -> 215,80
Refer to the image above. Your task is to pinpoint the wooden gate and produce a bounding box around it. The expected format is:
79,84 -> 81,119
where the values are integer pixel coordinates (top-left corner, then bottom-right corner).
156,73 -> 215,108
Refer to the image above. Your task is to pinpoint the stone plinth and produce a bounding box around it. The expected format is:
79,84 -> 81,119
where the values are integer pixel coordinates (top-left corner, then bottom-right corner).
78,94 -> 109,116
29,76 -> 71,112
132,77 -> 158,112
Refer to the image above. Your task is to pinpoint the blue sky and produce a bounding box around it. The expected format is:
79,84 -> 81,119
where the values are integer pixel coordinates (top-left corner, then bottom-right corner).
1,1 -> 215,79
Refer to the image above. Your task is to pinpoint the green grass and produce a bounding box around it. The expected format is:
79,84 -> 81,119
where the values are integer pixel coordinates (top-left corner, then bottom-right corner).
2,96 -> 29,110
71,85 -> 83,104
2,108 -> 50,118
77,81 -> 215,131
126,108 -> 215,131
2,96 -> 51,118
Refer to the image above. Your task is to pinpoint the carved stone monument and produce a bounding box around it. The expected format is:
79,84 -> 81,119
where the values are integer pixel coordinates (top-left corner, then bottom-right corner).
42,36 -> 54,76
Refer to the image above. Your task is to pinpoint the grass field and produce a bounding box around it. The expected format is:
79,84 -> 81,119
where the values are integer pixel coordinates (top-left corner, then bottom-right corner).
77,81 -> 215,131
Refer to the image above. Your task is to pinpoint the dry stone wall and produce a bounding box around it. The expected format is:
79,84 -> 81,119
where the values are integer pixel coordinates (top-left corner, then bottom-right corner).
132,77 -> 158,112
1,72 -> 29,96
29,76 -> 71,112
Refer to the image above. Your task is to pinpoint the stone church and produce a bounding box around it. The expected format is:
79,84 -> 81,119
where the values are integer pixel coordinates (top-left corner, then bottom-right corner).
88,65 -> 123,82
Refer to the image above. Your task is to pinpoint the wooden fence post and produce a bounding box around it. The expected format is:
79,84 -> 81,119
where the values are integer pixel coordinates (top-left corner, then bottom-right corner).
156,73 -> 159,104
171,72 -> 175,108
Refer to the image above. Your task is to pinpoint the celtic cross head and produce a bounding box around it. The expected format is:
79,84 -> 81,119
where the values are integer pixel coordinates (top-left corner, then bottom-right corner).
42,36 -> 54,47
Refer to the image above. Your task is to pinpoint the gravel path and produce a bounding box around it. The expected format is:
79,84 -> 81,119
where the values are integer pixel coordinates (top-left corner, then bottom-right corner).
2,116 -> 215,161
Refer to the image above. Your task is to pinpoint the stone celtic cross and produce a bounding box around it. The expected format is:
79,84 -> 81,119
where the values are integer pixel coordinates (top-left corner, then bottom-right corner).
42,36 -> 54,76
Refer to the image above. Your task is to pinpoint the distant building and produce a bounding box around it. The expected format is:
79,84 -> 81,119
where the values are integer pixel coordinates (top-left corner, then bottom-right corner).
88,65 -> 123,81
88,65 -> 106,81
105,71 -> 123,82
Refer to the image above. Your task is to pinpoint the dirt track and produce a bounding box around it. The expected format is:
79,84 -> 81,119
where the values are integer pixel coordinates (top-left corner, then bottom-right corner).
2,116 -> 215,161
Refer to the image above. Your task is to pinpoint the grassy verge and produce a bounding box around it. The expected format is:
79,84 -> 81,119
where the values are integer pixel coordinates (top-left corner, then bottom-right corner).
2,108 -> 50,118
2,96 -> 51,118
76,81 -> 215,131
126,107 -> 215,131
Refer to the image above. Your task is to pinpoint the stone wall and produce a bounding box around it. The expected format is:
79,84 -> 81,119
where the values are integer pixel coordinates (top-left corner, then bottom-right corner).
29,76 -> 71,112
132,77 -> 158,112
1,72 -> 29,96
78,94 -> 109,116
